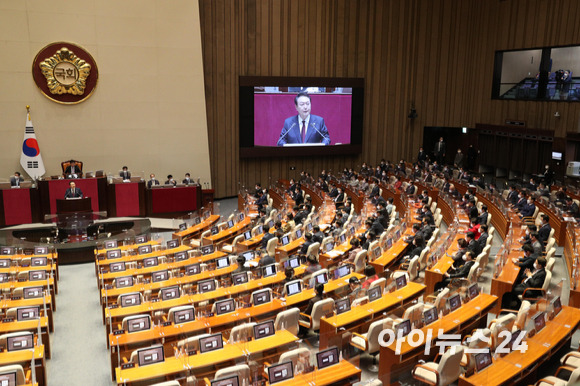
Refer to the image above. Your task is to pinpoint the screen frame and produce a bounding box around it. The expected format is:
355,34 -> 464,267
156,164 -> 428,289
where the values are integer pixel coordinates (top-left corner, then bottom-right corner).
239,76 -> 364,158
316,346 -> 340,370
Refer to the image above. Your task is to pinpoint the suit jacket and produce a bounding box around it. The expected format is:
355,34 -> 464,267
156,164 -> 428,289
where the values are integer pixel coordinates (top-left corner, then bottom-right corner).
433,141 -> 446,155
538,224 -> 551,244
467,239 -> 482,257
478,233 -> 488,249
182,178 -> 193,185
519,268 -> 546,290
64,187 -> 83,198
120,171 -> 131,180
520,203 -> 536,217
277,115 -> 331,146
261,232 -> 275,249
64,165 -> 81,176
508,191 -> 519,205
9,176 -> 23,187
328,187 -> 338,198
147,179 -> 160,189
334,192 -> 345,204
300,240 -> 314,255
165,180 -> 177,186
516,253 -> 538,270
468,206 -> 479,221
450,260 -> 474,278
477,212 -> 488,225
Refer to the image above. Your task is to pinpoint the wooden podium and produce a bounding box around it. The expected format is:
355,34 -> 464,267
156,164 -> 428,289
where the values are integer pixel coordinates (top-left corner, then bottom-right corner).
56,198 -> 92,214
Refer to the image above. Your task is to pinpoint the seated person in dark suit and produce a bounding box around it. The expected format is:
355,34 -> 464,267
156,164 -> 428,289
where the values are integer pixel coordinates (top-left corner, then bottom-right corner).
466,231 -> 482,257
507,186 -> 519,205
478,224 -> 489,249
334,187 -> 346,208
477,205 -> 489,225
300,232 -> 315,255
9,172 -> 23,187
512,244 -> 539,283
119,166 -> 131,180
565,197 -> 580,218
538,215 -> 551,244
182,173 -> 194,185
520,197 -> 537,218
258,252 -> 275,267
234,255 -> 250,273
365,218 -> 384,237
514,193 -> 527,211
165,175 -> 177,186
255,190 -> 267,211
312,225 -> 325,244
452,238 -> 468,268
362,230 -> 377,251
293,205 -> 307,225
299,283 -> 325,337
466,200 -> 479,221
283,267 -> 296,284
435,251 -> 475,291
64,181 -> 83,198
64,160 -> 81,178
147,174 -> 160,189
504,257 -> 547,309
530,232 -> 543,255
261,224 -> 274,249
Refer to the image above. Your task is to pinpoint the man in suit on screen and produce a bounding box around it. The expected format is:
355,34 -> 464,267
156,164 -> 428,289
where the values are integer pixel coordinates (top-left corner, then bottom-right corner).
64,181 -> 83,198
277,92 -> 331,146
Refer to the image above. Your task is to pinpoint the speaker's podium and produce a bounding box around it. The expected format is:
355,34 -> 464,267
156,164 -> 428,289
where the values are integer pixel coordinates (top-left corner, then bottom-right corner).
56,198 -> 92,214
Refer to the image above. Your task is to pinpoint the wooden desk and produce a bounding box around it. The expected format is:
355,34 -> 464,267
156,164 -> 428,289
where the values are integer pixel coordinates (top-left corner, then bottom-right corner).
107,181 -> 146,217
146,185 -> 201,217
319,282 -> 426,350
378,294 -> 497,385
459,306 -> 580,386
96,241 -> 160,255
0,345 -> 46,386
171,215 -> 220,243
370,230 -> 412,274
237,233 -> 264,251
268,359 -> 361,385
115,330 -> 298,385
203,218 -> 251,245
0,296 -> 54,332
276,237 -> 305,261
96,245 -> 191,271
0,187 -> 40,226
424,233 -> 464,294
319,241 -> 353,268
0,317 -> 51,359
105,269 -> 357,339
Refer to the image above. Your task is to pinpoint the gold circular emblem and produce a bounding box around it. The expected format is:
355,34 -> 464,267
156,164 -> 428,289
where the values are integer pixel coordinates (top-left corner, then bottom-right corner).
32,42 -> 98,104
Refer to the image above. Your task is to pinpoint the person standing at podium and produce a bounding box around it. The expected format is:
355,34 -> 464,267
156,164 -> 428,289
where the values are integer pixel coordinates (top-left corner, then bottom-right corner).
64,181 -> 83,198
119,166 -> 131,180
276,92 -> 331,146
10,172 -> 23,187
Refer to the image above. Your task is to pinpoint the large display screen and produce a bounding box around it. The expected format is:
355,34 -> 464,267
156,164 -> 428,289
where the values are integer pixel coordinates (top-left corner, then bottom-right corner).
240,77 -> 364,157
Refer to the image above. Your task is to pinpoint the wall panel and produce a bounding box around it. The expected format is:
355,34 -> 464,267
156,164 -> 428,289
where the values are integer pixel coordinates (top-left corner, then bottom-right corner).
200,0 -> 580,198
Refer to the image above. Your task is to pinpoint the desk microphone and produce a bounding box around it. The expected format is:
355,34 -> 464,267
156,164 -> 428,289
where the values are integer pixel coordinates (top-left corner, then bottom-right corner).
310,122 -> 330,144
277,122 -> 296,144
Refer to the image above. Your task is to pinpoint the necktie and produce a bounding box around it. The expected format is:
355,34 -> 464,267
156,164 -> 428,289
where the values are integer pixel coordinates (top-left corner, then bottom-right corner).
301,120 -> 306,143
72,188 -> 75,196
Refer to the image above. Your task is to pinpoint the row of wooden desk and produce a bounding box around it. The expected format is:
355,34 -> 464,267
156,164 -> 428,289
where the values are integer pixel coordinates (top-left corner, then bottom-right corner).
459,306 -> 580,385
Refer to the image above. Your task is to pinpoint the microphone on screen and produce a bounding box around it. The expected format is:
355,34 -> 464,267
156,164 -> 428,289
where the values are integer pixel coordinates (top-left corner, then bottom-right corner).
277,122 -> 296,145
310,123 -> 330,145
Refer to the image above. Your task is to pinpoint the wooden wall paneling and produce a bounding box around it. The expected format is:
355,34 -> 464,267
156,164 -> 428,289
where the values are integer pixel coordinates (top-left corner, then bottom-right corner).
199,0 -> 580,198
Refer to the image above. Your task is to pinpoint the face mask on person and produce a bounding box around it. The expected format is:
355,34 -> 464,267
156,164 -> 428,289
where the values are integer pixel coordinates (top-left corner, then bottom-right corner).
525,229 -> 529,236
462,255 -> 468,261
528,200 -> 532,205
534,262 -> 540,270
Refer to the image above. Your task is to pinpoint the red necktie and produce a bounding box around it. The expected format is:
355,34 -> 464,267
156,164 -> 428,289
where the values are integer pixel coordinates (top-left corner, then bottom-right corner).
301,120 -> 306,143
